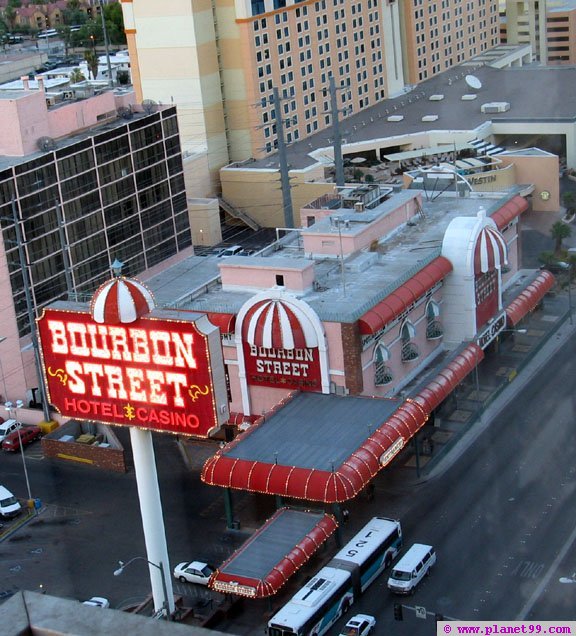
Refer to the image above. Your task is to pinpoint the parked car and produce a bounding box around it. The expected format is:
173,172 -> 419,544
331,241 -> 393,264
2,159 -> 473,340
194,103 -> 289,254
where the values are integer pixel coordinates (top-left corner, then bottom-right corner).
0,485 -> 21,518
2,425 -> 41,451
217,245 -> 245,258
0,419 -> 21,444
339,614 -> 376,636
173,561 -> 214,585
82,597 -> 110,608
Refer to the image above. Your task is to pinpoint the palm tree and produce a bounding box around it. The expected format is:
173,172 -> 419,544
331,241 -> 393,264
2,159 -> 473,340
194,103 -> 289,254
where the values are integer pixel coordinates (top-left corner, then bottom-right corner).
551,221 -> 572,255
562,191 -> 576,215
69,67 -> 85,83
84,49 -> 98,80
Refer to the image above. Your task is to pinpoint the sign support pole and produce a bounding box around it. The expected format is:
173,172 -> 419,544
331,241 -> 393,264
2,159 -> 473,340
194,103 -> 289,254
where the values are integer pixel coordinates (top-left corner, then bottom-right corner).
130,427 -> 175,617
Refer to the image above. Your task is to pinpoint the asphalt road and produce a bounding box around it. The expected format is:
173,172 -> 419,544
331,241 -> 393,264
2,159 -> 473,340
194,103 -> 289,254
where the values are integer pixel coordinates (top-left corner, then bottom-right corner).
328,323 -> 576,634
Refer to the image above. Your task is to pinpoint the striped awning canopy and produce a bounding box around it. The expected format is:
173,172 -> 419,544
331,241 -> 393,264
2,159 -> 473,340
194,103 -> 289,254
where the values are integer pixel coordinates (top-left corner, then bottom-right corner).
474,225 -> 507,273
242,298 -> 318,349
202,343 -> 483,502
209,508 -> 337,598
505,270 -> 555,326
91,277 -> 155,324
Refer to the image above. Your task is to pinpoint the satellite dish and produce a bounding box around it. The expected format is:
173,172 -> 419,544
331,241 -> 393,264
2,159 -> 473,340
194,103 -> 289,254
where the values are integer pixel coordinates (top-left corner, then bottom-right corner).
465,74 -> 482,90
142,99 -> 158,114
37,136 -> 56,152
117,106 -> 133,120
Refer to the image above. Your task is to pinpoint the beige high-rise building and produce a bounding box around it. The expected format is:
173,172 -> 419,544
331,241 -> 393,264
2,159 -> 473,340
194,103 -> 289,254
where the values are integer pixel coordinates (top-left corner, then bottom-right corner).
121,0 -> 500,195
501,0 -> 576,64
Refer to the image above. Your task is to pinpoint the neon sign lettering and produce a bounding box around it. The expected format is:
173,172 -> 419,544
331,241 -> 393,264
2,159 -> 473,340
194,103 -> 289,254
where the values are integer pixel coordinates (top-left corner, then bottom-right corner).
38,306 -> 227,437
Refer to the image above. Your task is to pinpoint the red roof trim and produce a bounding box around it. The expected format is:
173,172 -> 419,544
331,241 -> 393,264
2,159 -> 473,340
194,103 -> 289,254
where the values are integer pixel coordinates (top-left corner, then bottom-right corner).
205,312 -> 236,334
491,195 -> 528,230
505,270 -> 555,326
358,256 -> 453,335
202,344 -> 483,502
209,509 -> 338,598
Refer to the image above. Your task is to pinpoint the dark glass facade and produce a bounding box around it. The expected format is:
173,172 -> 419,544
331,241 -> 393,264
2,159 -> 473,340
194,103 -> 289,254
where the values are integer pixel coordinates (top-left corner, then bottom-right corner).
0,106 -> 191,336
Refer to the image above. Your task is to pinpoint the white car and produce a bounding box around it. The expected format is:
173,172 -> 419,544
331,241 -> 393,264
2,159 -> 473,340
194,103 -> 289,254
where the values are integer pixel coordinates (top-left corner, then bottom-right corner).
339,614 -> 376,636
173,561 -> 214,585
82,596 -> 110,608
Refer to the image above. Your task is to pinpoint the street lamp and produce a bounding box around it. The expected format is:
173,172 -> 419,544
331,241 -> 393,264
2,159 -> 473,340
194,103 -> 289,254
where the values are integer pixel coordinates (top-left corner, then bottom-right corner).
114,557 -> 171,620
5,400 -> 33,504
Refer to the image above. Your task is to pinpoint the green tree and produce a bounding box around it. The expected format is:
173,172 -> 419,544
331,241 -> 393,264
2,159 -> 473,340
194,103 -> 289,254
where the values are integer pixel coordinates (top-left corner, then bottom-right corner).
84,48 -> 98,80
104,2 -> 126,45
562,191 -> 576,213
551,221 -> 572,255
69,67 -> 85,83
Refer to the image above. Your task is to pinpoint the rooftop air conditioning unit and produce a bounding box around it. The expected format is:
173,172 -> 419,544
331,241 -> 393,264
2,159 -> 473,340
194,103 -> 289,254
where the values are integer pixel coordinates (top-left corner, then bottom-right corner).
481,102 -> 510,114
354,202 -> 364,213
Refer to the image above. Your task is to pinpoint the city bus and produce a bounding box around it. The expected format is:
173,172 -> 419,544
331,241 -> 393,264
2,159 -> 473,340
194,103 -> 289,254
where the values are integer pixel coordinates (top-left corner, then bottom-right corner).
267,517 -> 402,636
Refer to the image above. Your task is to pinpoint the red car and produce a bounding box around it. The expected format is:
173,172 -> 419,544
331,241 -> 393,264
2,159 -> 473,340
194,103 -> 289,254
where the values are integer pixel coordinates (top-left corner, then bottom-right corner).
2,426 -> 41,451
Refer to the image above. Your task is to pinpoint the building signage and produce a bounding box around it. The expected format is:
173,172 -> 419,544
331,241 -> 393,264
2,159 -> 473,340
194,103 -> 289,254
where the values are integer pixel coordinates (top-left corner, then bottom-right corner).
469,174 -> 497,186
477,312 -> 506,349
37,305 -> 228,437
210,581 -> 257,597
243,343 -> 322,391
379,437 -> 405,467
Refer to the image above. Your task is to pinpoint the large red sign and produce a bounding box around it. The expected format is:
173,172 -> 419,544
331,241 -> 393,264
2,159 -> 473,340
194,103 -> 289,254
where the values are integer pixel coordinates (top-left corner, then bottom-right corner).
243,343 -> 321,391
37,304 -> 228,437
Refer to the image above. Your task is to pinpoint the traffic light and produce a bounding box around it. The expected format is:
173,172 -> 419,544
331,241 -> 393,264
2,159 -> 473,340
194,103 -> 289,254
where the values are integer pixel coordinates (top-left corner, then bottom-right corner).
393,602 -> 403,621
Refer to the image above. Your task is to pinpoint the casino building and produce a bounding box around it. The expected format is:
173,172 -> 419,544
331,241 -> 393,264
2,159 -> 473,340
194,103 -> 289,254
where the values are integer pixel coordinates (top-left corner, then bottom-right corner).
140,183 -> 557,598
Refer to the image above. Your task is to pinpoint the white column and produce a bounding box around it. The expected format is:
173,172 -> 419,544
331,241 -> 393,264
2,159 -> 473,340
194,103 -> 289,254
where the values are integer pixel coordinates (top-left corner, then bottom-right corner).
129,427 -> 175,616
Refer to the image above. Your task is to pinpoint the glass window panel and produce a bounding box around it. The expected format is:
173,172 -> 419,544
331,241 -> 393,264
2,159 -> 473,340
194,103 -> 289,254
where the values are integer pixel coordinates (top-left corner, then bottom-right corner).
101,176 -> 136,207
138,182 -> 169,210
68,212 -> 105,244
134,142 -> 165,170
136,163 -> 167,190
16,163 -> 57,196
57,150 -> 95,179
70,234 -> 108,264
63,190 -> 101,221
130,122 -> 163,150
141,200 -> 172,229
103,196 -> 137,226
22,206 -> 58,240
60,170 -> 98,201
98,156 -> 133,185
95,135 -> 130,163
107,217 -> 142,247
19,187 -> 58,221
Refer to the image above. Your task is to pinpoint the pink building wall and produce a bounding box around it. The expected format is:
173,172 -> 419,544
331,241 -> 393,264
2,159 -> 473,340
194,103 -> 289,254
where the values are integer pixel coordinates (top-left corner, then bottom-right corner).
220,259 -> 315,293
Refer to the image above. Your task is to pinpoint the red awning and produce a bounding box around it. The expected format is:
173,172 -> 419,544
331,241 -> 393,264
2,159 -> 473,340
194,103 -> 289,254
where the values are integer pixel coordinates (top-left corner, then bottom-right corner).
208,508 -> 337,598
202,343 -> 483,501
358,256 -> 453,335
491,195 -> 528,230
205,312 -> 236,334
505,270 -> 555,326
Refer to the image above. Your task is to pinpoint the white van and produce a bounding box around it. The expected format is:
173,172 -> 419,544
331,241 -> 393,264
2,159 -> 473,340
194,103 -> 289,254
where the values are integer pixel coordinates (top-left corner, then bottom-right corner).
0,485 -> 22,518
387,543 -> 436,594
0,419 -> 21,444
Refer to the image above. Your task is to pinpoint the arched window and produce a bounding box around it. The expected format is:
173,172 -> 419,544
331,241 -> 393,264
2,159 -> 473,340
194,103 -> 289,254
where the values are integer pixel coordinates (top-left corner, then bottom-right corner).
400,320 -> 419,361
373,343 -> 393,385
426,300 -> 443,340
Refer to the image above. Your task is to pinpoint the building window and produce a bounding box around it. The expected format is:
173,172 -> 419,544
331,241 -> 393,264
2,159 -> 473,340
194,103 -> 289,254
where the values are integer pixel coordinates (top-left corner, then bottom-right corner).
426,300 -> 443,340
373,343 -> 393,385
400,321 -> 419,362
275,274 -> 284,286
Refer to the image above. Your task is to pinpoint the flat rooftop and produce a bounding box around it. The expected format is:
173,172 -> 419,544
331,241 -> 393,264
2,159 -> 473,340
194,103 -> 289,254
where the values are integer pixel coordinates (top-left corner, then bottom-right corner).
223,392 -> 401,470
146,188 -> 522,324
235,60 -> 576,172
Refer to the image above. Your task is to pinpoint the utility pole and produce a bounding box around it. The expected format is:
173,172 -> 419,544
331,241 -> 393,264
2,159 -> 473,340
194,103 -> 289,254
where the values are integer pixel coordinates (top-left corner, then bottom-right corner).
272,86 -> 294,228
99,0 -> 114,87
10,201 -> 51,422
329,75 -> 346,187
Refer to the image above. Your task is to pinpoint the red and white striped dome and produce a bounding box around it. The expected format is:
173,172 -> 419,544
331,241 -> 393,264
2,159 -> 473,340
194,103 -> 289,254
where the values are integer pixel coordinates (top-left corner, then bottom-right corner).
91,276 -> 155,324
242,298 -> 318,349
474,225 -> 507,274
